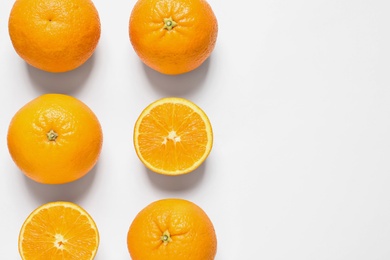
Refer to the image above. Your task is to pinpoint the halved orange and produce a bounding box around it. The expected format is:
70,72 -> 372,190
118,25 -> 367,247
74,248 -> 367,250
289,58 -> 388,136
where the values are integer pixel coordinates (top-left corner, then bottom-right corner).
19,201 -> 99,260
134,97 -> 213,175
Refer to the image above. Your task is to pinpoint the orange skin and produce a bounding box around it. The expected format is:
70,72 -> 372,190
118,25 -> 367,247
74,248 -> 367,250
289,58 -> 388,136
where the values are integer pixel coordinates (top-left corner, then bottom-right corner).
127,198 -> 217,260
8,0 -> 100,73
129,0 -> 218,75
7,94 -> 103,184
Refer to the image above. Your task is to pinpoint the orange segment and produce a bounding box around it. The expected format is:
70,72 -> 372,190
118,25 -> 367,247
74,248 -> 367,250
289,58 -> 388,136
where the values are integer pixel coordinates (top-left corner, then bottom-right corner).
19,201 -> 99,260
134,97 -> 213,175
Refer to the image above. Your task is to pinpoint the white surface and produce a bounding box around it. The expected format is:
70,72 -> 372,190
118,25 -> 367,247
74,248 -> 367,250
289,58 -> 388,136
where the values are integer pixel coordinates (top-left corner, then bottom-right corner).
1,0 -> 390,259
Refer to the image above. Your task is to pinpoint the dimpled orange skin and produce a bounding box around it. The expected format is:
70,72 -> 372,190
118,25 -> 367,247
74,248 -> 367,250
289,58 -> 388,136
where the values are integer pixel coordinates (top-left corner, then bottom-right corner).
129,0 -> 218,75
8,0 -> 101,73
127,198 -> 217,260
7,94 -> 103,184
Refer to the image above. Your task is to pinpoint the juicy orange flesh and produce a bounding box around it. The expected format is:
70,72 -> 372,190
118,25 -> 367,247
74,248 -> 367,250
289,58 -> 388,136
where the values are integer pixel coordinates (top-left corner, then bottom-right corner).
20,205 -> 98,259
138,103 -> 208,172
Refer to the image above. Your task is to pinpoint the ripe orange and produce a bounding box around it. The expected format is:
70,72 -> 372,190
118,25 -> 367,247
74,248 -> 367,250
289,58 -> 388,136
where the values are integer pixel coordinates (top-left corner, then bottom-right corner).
7,94 -> 103,184
129,0 -> 218,75
19,201 -> 99,259
133,97 -> 213,175
127,198 -> 217,260
8,0 -> 101,73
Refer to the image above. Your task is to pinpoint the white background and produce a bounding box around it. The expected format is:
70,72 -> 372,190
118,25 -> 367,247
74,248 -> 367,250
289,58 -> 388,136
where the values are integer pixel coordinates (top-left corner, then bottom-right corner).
1,0 -> 390,259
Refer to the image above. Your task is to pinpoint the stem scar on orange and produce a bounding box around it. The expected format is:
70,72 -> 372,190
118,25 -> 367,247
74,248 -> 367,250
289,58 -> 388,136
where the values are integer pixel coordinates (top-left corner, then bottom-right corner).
129,0 -> 218,75
19,201 -> 99,260
133,97 -> 213,175
127,198 -> 217,260
7,94 -> 103,184
8,0 -> 101,73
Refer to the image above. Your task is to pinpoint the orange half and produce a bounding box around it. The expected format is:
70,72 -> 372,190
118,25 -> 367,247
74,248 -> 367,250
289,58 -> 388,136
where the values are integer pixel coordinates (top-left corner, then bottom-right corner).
134,97 -> 213,175
19,201 -> 99,260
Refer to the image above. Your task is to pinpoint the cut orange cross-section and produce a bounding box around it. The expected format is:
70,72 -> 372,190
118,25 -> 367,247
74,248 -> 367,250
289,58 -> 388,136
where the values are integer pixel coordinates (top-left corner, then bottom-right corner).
19,201 -> 99,260
134,97 -> 213,175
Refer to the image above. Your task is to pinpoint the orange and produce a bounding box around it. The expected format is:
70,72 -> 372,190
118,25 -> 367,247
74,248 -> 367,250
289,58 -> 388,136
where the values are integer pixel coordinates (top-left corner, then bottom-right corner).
8,0 -> 101,73
133,97 -> 213,175
7,94 -> 103,184
129,0 -> 218,75
127,198 -> 217,260
19,201 -> 99,259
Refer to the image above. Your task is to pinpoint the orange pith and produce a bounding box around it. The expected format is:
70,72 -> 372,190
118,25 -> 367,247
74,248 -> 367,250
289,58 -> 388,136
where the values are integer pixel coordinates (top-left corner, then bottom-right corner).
127,198 -> 217,260
19,201 -> 99,260
7,94 -> 103,184
8,0 -> 101,72
129,0 -> 218,75
134,97 -> 213,175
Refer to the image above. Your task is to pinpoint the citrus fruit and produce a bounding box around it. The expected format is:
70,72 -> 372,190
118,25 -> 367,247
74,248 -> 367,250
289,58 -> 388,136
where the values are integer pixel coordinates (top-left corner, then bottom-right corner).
8,0 -> 101,73
129,0 -> 218,75
7,94 -> 103,184
19,201 -> 99,259
127,198 -> 217,260
133,97 -> 213,175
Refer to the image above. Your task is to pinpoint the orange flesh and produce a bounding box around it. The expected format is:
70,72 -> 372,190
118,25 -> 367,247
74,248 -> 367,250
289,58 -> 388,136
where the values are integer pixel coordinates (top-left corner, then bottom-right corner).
136,101 -> 211,174
19,202 -> 99,259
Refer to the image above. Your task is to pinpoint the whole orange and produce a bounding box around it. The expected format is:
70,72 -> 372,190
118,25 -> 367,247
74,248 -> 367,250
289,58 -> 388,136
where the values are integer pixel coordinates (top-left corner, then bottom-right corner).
127,198 -> 217,260
8,0 -> 101,73
7,94 -> 103,184
129,0 -> 218,75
